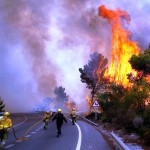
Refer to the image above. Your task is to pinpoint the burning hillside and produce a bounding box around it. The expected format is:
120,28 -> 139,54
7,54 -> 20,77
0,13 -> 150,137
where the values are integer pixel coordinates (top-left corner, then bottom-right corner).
98,5 -> 140,86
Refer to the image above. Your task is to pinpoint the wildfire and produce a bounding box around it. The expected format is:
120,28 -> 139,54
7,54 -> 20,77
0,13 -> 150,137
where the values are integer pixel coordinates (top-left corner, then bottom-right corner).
98,5 -> 140,86
85,96 -> 93,108
65,99 -> 77,111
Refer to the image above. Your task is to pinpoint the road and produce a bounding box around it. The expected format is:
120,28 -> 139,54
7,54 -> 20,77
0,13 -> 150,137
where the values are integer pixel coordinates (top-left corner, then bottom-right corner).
2,113 -> 112,150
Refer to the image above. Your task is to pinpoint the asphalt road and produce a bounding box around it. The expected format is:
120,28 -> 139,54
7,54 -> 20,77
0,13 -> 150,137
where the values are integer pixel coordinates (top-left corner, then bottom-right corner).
2,113 -> 112,150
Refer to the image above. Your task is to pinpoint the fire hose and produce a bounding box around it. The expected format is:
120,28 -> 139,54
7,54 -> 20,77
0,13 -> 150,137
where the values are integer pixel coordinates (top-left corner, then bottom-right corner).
11,119 -> 43,141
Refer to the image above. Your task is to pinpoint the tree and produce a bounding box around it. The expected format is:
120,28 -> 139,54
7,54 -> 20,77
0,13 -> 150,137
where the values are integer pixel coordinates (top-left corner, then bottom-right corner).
54,86 -> 69,111
0,97 -> 5,112
128,46 -> 150,112
129,47 -> 150,77
98,84 -> 127,123
54,86 -> 68,102
79,52 -> 108,101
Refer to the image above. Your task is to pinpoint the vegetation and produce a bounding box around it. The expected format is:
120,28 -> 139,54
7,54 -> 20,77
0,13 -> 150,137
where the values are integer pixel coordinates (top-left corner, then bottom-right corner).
129,46 -> 150,76
54,86 -> 69,110
54,86 -> 68,103
80,48 -> 150,145
79,52 -> 108,101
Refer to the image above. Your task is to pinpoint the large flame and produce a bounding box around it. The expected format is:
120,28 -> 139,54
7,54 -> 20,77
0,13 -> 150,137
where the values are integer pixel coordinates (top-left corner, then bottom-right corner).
98,5 -> 140,86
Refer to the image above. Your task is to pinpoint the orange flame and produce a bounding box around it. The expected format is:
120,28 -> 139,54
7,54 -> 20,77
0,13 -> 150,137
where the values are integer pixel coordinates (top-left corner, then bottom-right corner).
65,99 -> 77,111
98,5 -> 140,86
146,76 -> 150,83
85,96 -> 93,108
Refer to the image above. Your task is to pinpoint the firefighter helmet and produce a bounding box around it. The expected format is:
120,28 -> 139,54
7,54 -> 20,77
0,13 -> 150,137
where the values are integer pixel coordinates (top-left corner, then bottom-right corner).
58,109 -> 62,112
4,112 -> 10,116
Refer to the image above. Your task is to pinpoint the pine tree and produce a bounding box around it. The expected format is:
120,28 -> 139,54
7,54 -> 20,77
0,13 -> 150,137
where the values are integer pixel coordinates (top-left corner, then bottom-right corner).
79,52 -> 108,101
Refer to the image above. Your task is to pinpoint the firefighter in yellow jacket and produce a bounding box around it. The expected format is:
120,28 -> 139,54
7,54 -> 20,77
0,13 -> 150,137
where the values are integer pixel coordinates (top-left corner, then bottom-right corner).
71,108 -> 76,125
0,112 -> 12,147
43,111 -> 53,130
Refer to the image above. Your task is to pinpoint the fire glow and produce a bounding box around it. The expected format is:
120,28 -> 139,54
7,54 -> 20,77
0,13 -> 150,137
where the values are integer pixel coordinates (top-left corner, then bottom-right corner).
85,96 -> 93,108
98,5 -> 140,86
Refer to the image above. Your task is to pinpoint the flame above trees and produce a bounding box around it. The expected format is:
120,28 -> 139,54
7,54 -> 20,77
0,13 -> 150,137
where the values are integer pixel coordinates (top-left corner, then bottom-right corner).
98,5 -> 140,86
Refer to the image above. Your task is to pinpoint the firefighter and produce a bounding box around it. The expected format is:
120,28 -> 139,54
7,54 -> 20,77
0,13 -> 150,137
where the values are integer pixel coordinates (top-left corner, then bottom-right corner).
71,108 -> 76,125
43,111 -> 52,130
52,109 -> 67,137
0,112 -> 12,147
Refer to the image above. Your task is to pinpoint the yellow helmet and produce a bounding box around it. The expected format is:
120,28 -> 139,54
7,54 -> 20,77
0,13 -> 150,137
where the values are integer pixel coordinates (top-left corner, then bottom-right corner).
4,112 -> 10,116
58,109 -> 62,112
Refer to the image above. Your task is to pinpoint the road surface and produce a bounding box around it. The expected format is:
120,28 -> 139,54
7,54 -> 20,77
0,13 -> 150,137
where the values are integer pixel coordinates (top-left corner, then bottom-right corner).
2,113 -> 112,150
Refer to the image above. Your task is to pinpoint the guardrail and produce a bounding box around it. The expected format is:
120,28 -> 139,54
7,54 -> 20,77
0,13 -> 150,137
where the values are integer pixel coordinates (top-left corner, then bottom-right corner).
78,114 -> 99,126
111,131 -> 130,150
78,115 -> 130,150
77,115 -> 110,136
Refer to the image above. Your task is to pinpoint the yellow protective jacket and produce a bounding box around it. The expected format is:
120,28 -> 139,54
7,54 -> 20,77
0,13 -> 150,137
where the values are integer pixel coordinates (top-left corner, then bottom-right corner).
71,110 -> 76,118
0,117 -> 12,129
43,113 -> 51,122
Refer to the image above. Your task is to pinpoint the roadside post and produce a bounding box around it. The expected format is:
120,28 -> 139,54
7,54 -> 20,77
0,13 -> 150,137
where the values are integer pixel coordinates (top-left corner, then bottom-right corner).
92,100 -> 100,120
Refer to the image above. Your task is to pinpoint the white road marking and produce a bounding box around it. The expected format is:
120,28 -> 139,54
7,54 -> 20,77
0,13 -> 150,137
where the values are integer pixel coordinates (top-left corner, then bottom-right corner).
25,135 -> 31,138
13,114 -> 28,128
36,124 -> 44,131
4,144 -> 15,149
16,140 -> 22,142
68,119 -> 82,150
31,131 -> 36,134
75,122 -> 82,150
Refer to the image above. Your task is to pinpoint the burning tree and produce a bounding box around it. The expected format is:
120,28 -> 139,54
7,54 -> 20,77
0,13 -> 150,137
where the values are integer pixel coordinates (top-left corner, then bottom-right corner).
79,52 -> 108,101
129,47 -> 150,107
98,5 -> 140,86
97,48 -> 150,141
87,5 -> 150,144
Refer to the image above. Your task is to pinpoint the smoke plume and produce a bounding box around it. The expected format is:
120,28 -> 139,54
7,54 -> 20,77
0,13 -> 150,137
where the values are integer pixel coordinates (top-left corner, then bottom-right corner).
0,0 -> 149,112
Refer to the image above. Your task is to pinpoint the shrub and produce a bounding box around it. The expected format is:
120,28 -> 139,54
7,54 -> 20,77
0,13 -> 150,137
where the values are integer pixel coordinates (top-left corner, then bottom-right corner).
143,128 -> 150,146
132,116 -> 143,129
139,127 -> 150,146
143,106 -> 150,126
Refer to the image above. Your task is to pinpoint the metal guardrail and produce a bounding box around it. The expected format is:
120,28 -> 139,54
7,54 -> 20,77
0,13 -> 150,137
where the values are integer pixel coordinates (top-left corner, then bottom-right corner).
77,115 -> 110,136
78,115 -> 130,150
111,131 -> 130,150
78,114 -> 99,126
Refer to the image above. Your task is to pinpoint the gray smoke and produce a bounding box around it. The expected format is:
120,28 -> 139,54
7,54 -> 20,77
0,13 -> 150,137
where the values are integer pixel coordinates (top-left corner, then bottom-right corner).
0,0 -> 149,112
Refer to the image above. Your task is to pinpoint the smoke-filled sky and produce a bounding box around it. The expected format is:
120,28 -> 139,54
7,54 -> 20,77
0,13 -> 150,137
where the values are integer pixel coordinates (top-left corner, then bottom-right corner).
0,0 -> 150,112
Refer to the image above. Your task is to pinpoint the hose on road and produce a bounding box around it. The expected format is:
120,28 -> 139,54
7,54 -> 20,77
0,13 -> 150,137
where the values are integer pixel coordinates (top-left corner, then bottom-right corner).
11,119 -> 42,141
